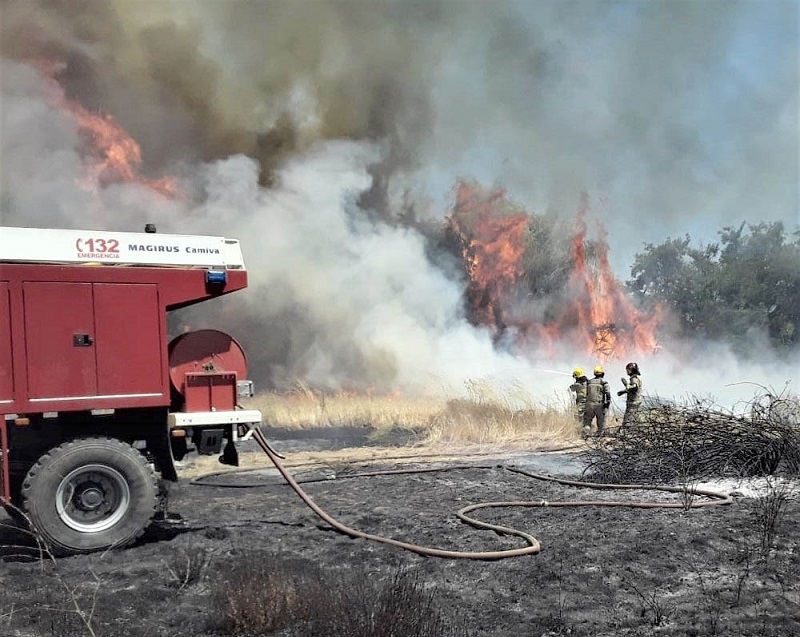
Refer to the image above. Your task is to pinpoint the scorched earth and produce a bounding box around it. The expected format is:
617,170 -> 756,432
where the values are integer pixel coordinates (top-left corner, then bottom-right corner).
0,426 -> 798,637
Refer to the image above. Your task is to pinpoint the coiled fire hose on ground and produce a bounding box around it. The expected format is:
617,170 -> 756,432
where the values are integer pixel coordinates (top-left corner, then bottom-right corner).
194,427 -> 733,561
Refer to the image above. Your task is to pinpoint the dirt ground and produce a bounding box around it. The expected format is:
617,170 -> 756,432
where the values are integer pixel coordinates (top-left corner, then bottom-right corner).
1,426 -> 799,637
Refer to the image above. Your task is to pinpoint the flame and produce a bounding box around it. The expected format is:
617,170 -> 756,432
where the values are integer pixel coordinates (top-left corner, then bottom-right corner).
446,181 -> 529,331
556,202 -> 662,360
446,183 -> 662,360
71,107 -> 182,198
35,59 -> 181,199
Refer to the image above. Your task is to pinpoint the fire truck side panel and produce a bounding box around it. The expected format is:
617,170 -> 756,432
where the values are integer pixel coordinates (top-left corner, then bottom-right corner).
94,283 -> 163,396
0,282 -> 13,402
2,263 -> 246,414
24,282 -> 98,399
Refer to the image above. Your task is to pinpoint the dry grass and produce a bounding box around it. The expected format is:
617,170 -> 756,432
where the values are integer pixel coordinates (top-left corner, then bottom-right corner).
212,551 -> 468,637
243,380 -> 581,451
176,382 -> 580,479
244,383 -> 446,430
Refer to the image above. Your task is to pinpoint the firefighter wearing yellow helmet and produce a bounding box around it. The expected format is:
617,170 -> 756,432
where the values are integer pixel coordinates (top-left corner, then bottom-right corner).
569,367 -> 588,423
583,365 -> 611,436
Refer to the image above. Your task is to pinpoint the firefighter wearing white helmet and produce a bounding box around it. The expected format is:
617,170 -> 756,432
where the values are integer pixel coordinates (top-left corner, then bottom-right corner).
569,367 -> 588,423
617,362 -> 643,425
583,365 -> 611,436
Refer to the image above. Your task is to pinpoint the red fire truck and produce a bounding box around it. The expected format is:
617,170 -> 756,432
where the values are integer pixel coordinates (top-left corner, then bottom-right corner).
0,226 -> 262,555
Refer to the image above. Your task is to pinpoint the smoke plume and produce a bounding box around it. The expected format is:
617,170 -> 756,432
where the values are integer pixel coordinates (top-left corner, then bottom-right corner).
1,0 -> 796,407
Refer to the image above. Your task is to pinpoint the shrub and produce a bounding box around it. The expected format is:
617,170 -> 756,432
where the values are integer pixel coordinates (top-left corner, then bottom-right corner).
749,477 -> 797,557
210,550 -> 469,637
582,392 -> 800,483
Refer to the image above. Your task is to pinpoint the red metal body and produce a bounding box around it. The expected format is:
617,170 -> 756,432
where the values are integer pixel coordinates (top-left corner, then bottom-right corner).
0,263 -> 247,415
168,329 -> 249,412
0,227 -> 262,551
184,372 -> 238,412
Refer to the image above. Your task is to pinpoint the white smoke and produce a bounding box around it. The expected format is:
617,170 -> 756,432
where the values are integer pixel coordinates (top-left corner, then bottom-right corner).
175,142 -> 544,395
177,141 -> 796,408
0,1 -> 796,408
0,61 -> 89,228
524,349 -> 796,418
0,59 -> 184,230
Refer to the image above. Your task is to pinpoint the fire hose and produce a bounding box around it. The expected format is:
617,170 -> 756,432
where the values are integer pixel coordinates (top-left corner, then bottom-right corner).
192,427 -> 733,561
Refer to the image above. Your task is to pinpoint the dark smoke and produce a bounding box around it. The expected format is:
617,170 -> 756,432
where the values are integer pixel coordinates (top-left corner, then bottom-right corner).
1,0 -> 796,404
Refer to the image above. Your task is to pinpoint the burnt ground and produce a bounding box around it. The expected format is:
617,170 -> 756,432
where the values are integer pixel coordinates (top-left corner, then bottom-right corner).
1,426 -> 799,637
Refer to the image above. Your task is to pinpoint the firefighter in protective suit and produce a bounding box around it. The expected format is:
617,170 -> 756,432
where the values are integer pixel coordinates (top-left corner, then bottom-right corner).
617,362 -> 643,425
569,367 -> 588,423
583,365 -> 611,436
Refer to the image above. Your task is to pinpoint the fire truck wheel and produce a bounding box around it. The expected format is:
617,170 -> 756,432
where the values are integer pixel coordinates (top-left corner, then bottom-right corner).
20,437 -> 158,556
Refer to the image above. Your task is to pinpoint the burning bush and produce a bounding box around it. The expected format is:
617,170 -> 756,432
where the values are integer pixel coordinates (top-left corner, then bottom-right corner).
582,391 -> 800,483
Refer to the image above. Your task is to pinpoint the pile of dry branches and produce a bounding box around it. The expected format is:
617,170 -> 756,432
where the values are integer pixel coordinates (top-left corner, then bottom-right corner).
583,391 -> 800,484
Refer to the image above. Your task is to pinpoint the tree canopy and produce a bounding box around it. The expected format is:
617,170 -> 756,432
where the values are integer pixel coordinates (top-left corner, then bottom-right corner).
627,222 -> 800,355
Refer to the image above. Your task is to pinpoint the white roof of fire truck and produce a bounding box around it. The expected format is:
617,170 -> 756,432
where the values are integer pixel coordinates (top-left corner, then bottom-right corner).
0,226 -> 247,269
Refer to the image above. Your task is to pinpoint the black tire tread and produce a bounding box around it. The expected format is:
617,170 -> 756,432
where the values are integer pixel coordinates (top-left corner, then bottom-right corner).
21,437 -> 158,556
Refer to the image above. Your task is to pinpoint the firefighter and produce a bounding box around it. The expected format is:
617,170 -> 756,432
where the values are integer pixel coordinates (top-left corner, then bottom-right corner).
569,367 -> 588,423
617,362 -> 643,426
583,365 -> 611,436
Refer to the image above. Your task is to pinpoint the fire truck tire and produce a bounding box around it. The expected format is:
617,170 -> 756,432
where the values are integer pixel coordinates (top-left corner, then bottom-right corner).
20,437 -> 158,556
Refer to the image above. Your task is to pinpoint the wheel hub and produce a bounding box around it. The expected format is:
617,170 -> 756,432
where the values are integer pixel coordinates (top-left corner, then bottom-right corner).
56,464 -> 131,533
75,482 -> 105,511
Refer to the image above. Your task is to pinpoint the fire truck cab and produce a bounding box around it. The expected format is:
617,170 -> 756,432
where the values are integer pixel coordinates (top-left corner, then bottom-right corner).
0,226 -> 262,555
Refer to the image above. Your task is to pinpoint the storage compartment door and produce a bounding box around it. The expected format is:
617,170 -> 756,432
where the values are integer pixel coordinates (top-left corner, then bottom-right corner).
24,282 -> 97,399
94,283 -> 163,396
0,282 -> 12,402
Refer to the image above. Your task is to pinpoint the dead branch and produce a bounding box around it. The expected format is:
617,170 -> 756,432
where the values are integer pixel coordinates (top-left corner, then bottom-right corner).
582,391 -> 800,483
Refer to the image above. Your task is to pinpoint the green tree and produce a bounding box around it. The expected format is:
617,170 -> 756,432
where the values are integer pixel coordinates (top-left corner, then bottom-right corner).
627,222 -> 800,354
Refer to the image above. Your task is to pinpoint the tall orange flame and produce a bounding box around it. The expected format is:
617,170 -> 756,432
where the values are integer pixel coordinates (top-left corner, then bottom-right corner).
35,59 -> 181,199
447,183 -> 661,360
561,202 -> 662,360
71,106 -> 181,198
446,182 -> 529,331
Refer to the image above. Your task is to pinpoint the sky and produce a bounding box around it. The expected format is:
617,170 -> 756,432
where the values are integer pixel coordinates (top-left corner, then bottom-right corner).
1,0 -> 798,406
